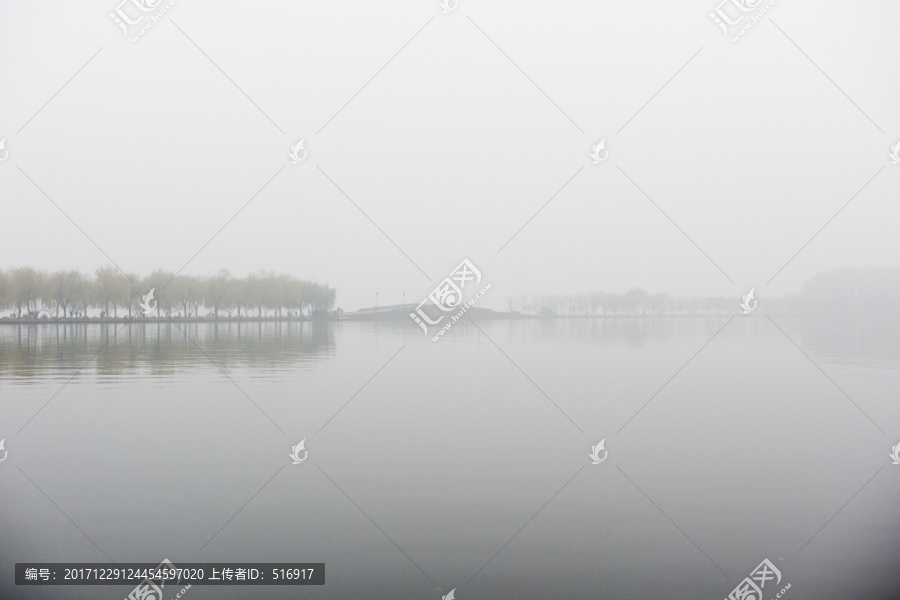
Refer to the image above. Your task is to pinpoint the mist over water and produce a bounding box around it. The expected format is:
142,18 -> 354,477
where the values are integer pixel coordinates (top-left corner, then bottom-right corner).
3,0 -> 900,597
2,319 -> 898,599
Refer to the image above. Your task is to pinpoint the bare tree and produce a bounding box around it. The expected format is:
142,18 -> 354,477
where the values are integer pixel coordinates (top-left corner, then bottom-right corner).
12,267 -> 46,316
203,270 -> 233,318
50,270 -> 83,317
0,269 -> 10,316
143,270 -> 175,317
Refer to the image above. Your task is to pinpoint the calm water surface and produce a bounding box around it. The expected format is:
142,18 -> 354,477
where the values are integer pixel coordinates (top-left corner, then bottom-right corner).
1,318 -> 899,599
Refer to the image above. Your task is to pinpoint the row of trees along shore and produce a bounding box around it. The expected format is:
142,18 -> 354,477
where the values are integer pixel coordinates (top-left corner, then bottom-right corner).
0,267 -> 336,319
510,267 -> 900,316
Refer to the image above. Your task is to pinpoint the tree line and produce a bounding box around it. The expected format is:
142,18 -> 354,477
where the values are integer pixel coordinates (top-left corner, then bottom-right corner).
508,267 -> 900,316
0,267 -> 337,319
509,289 -> 736,316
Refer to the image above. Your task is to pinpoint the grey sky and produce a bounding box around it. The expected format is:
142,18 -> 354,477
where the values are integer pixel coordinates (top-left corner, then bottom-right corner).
1,0 -> 898,311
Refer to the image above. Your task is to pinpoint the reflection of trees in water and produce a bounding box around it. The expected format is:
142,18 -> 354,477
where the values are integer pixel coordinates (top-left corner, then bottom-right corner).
0,321 -> 336,381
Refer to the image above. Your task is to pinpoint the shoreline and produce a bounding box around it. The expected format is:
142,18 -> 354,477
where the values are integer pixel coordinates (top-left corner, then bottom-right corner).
0,313 -> 855,325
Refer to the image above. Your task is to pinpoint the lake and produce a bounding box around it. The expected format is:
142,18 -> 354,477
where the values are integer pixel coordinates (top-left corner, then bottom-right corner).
1,318 -> 898,599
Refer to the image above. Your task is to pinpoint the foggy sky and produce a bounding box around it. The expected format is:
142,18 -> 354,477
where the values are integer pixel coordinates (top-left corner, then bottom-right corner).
1,0 -> 899,311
